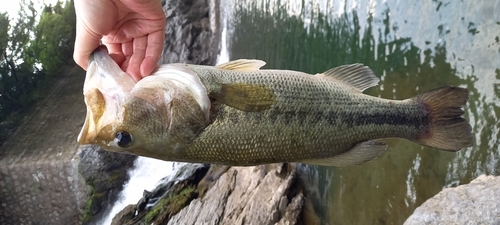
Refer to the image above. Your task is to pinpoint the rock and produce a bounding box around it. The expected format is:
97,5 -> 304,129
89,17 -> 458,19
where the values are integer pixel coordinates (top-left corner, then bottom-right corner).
78,145 -> 136,224
404,175 -> 500,225
276,192 -> 305,225
111,163 -> 210,225
167,164 -> 306,225
202,164 -> 298,225
113,163 -> 310,225
110,204 -> 136,225
161,0 -> 218,65
197,165 -> 230,197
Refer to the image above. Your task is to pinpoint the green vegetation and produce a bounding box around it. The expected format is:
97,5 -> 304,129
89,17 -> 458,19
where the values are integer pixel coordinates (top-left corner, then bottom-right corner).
144,186 -> 197,224
0,0 -> 76,145
82,191 -> 104,223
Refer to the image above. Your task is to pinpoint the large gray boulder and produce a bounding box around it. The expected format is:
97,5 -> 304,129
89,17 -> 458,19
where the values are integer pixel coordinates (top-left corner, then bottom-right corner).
167,164 -> 305,225
112,164 -> 310,225
404,175 -> 500,225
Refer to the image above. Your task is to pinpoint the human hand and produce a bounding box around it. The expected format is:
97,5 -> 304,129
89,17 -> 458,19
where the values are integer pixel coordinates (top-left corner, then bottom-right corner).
74,0 -> 166,81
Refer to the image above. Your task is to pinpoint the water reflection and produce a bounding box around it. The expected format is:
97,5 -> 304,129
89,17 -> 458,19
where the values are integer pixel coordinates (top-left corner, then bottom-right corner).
224,0 -> 499,224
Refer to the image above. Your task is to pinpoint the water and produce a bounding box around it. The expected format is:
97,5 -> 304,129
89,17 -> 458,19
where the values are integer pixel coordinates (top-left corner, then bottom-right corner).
220,0 -> 500,224
103,1 -> 498,224
99,157 -> 175,225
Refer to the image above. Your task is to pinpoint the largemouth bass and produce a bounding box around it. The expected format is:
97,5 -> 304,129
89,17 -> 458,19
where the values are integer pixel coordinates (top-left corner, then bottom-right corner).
78,47 -> 473,166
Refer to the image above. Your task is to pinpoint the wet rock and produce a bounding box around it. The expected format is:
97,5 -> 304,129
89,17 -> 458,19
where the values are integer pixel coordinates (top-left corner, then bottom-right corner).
113,163 -> 310,225
161,0 -> 219,65
111,163 -> 210,225
78,145 -> 136,224
110,204 -> 136,225
404,175 -> 500,225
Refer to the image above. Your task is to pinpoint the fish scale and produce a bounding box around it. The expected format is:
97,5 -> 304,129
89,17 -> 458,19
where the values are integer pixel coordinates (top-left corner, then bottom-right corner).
79,48 -> 473,167
184,66 -> 425,165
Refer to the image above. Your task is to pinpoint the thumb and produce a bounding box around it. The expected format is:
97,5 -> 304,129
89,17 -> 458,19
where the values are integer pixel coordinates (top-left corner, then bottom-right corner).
73,19 -> 102,70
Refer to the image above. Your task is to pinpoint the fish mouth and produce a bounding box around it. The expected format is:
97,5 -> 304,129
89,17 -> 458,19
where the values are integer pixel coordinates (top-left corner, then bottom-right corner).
88,45 -> 113,67
78,46 -> 136,145
77,117 -> 91,144
88,46 -> 105,65
77,87 -> 105,145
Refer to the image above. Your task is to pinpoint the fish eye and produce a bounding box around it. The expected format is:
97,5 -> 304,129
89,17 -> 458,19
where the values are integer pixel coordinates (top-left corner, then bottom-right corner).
115,131 -> 133,148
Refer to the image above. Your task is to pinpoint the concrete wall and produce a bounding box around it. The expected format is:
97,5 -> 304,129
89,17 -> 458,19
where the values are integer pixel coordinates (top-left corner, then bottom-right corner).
0,151 -> 88,224
0,66 -> 90,224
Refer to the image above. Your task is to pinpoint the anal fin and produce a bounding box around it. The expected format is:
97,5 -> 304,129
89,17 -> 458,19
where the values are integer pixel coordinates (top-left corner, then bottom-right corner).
299,141 -> 387,167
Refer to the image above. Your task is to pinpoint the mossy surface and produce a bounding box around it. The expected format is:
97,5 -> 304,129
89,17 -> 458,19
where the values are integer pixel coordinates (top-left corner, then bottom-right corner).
78,146 -> 136,224
144,185 -> 198,224
82,190 -> 104,223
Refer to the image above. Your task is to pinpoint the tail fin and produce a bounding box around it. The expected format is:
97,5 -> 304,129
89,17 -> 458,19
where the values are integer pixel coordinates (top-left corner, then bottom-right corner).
414,86 -> 473,151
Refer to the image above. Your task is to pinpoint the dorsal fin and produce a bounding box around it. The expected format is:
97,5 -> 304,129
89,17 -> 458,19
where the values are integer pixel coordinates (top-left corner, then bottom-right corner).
316,64 -> 379,92
216,59 -> 266,71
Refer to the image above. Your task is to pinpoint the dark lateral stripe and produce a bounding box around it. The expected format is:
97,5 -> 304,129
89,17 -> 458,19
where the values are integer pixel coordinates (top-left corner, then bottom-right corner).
343,111 -> 428,127
264,109 -> 428,128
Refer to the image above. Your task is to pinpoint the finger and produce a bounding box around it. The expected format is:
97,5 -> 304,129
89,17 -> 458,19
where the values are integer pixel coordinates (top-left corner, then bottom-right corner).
105,43 -> 126,66
73,19 -> 101,70
122,41 -> 134,59
141,29 -> 165,77
120,41 -> 133,75
126,36 -> 147,81
106,42 -> 122,54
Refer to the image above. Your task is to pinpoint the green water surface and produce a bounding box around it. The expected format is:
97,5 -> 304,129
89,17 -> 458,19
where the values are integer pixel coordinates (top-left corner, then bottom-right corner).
224,0 -> 500,224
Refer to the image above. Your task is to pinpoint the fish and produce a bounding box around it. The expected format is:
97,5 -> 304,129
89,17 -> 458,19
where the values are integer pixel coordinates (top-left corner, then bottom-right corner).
77,46 -> 474,166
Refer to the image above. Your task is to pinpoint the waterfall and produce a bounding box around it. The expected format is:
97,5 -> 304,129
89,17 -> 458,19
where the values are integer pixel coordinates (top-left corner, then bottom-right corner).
98,157 -> 176,225
215,0 -> 232,65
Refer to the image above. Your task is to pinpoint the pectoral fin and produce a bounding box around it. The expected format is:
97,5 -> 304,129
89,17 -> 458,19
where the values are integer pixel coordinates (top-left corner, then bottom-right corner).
299,141 -> 387,167
210,83 -> 276,112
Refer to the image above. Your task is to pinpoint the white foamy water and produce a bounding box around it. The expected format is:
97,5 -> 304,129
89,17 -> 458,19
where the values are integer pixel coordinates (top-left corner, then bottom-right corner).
216,0 -> 232,65
99,157 -> 176,225
216,26 -> 230,65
